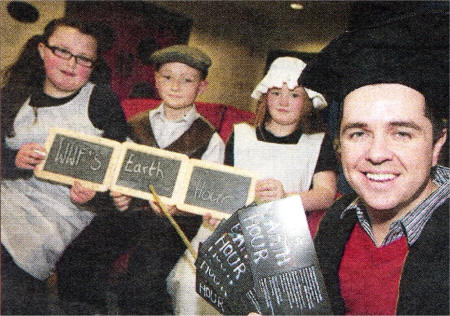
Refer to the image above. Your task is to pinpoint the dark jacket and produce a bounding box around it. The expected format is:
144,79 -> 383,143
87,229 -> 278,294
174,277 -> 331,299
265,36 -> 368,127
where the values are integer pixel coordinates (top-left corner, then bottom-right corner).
314,193 -> 449,315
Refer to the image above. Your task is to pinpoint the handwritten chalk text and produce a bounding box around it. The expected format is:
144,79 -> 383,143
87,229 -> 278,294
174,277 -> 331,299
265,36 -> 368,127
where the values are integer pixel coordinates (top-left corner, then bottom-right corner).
123,153 -> 164,179
194,180 -> 233,206
54,138 -> 102,171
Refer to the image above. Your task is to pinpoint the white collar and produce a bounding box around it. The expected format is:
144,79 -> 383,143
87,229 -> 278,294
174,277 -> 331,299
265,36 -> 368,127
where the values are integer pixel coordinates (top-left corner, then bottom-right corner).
149,103 -> 199,124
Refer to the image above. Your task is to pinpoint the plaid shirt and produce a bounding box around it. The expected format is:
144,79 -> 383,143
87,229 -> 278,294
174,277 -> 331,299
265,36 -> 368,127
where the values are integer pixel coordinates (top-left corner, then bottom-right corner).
340,165 -> 450,246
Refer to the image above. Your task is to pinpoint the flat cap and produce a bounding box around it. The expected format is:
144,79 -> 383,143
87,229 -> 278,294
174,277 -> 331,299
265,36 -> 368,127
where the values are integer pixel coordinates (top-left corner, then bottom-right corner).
150,44 -> 212,77
299,2 -> 449,121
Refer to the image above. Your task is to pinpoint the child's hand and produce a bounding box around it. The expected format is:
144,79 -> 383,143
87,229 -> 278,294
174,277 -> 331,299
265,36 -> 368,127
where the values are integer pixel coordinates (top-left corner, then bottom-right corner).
70,181 -> 96,205
149,200 -> 180,216
110,191 -> 132,211
15,143 -> 46,170
203,213 -> 220,227
255,178 -> 286,202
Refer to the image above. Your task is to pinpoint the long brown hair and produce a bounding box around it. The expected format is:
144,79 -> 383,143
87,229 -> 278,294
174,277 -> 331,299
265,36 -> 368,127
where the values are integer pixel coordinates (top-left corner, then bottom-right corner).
251,89 -> 327,134
1,18 -> 109,137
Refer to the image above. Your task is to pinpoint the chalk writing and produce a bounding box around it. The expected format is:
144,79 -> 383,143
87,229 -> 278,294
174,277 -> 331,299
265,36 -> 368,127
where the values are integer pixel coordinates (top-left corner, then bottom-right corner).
37,129 -> 256,214
183,165 -> 254,215
114,148 -> 181,198
123,153 -> 164,178
54,137 -> 102,171
194,180 -> 233,206
38,132 -> 115,187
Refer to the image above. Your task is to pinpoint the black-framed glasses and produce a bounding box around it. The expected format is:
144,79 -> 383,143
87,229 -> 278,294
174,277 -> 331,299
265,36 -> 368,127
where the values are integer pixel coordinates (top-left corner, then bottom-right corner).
44,43 -> 96,68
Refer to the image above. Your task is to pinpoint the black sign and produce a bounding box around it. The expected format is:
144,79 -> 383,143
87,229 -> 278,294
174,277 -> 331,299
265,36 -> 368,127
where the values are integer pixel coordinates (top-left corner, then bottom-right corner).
238,196 -> 332,315
196,196 -> 332,315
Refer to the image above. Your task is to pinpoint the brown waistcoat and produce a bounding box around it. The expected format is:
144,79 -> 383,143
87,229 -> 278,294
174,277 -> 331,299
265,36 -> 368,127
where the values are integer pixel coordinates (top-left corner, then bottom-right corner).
127,109 -> 216,159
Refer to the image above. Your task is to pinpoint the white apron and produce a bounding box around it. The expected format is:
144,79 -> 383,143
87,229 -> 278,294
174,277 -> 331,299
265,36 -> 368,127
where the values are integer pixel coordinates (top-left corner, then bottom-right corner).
234,123 -> 324,192
1,82 -> 103,280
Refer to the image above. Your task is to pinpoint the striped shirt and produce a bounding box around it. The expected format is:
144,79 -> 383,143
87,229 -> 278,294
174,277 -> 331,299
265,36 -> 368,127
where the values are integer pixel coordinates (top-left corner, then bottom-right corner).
340,165 -> 450,247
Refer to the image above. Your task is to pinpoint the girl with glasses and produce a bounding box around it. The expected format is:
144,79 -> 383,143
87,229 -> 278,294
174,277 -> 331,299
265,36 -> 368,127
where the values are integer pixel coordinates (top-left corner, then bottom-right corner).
1,18 -> 128,314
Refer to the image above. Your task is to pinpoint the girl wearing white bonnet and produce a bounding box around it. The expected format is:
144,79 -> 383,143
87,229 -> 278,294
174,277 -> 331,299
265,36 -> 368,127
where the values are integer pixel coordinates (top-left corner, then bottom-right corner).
167,57 -> 338,316
226,56 -> 338,214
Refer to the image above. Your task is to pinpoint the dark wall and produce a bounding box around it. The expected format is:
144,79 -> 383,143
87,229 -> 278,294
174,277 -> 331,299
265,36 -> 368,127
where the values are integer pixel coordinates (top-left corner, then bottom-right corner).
66,1 -> 192,101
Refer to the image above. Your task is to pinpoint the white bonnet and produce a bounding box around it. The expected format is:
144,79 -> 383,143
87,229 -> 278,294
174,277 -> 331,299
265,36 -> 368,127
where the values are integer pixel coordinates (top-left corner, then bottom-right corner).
251,56 -> 327,109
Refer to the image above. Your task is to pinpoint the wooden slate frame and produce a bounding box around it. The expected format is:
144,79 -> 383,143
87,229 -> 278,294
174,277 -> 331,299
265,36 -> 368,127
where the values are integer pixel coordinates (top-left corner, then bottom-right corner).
35,129 -> 258,216
34,128 -> 122,191
178,159 -> 257,219
110,141 -> 189,205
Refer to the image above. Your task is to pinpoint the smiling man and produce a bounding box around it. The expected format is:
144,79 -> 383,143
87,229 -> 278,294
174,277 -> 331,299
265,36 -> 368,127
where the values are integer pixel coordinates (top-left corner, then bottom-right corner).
339,83 -> 447,247
314,83 -> 449,315
299,2 -> 449,315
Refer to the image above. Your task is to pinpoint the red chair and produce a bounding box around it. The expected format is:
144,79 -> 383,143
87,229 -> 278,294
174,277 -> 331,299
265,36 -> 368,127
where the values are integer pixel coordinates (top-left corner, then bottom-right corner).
120,98 -> 255,142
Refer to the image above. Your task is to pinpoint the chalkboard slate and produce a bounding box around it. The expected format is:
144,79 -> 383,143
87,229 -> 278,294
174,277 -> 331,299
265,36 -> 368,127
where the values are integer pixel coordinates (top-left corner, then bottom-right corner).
110,142 -> 189,204
179,159 -> 256,219
35,129 -> 257,214
34,128 -> 121,191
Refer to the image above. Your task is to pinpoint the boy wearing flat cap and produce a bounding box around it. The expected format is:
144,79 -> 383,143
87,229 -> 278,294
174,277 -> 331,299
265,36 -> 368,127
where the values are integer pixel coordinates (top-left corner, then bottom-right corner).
57,45 -> 224,314
298,3 -> 449,315
118,45 -> 224,314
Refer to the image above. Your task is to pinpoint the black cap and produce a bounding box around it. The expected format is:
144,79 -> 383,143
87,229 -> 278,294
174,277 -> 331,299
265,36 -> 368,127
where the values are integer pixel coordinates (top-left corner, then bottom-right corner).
299,3 -> 449,121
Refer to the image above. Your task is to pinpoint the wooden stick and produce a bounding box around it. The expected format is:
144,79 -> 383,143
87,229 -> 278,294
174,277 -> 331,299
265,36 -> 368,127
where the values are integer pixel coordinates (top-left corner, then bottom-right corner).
149,185 -> 197,260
